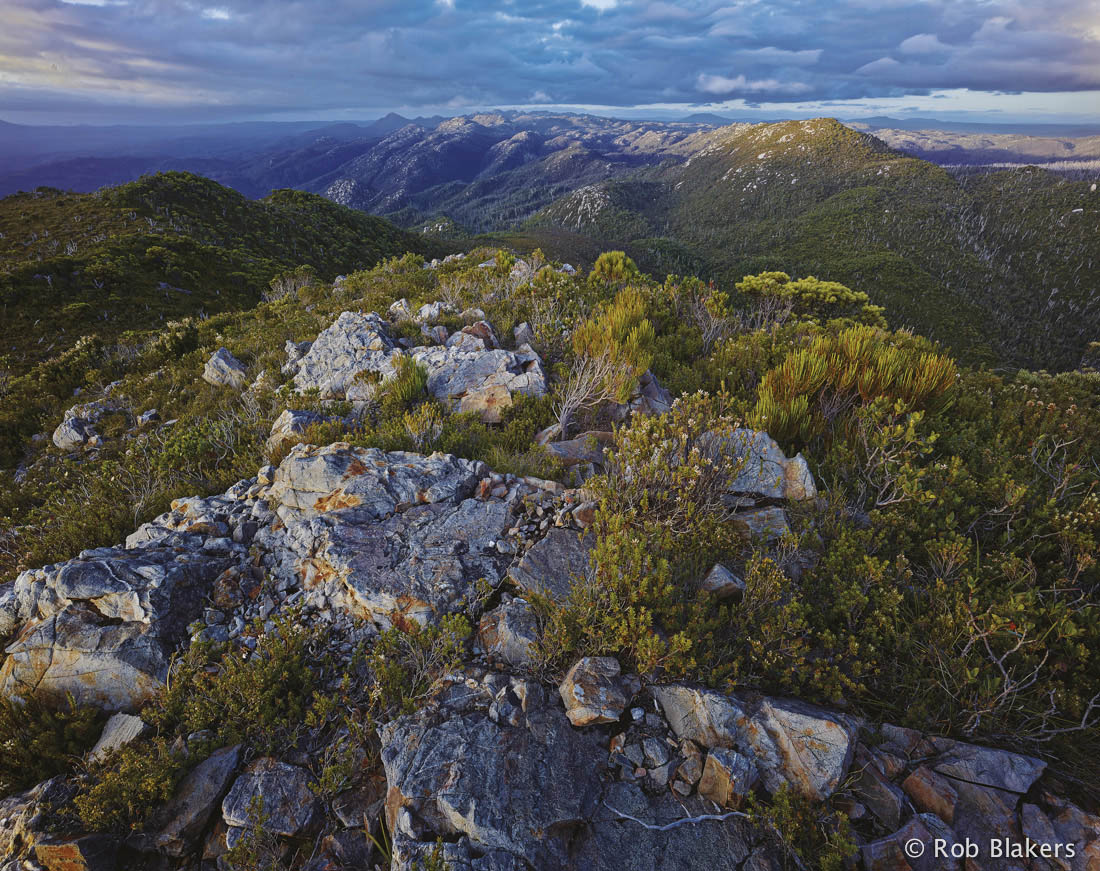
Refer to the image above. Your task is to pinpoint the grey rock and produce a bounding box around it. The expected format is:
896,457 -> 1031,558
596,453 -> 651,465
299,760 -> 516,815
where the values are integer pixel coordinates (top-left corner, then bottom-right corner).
222,757 -> 319,837
701,428 -> 817,503
135,744 -> 242,857
51,401 -> 120,450
700,564 -> 745,599
1,546 -> 233,711
508,528 -> 593,602
933,743 -> 1046,794
265,408 -> 330,456
559,657 -> 628,726
652,685 -> 859,801
89,713 -> 150,763
292,311 -> 402,399
381,675 -> 779,871
409,343 -> 547,418
513,322 -> 535,346
203,348 -> 248,390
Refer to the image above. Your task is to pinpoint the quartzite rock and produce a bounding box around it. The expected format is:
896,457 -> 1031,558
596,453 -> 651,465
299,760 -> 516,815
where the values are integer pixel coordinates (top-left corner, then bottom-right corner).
652,685 -> 859,801
222,757 -> 319,838
507,528 -> 593,602
202,348 -> 248,390
292,311 -> 401,399
559,657 -> 628,726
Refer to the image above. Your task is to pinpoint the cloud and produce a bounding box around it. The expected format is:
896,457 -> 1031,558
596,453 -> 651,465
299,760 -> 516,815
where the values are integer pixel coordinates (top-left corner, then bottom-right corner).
696,74 -> 812,95
0,0 -> 1096,123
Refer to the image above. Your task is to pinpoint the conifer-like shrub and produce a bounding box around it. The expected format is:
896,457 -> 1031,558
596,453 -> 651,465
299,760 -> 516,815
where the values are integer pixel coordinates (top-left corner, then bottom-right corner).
751,325 -> 957,447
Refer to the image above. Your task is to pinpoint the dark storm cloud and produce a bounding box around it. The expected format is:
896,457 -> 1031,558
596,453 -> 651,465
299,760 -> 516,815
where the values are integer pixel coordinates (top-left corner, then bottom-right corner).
1,0 -> 1098,119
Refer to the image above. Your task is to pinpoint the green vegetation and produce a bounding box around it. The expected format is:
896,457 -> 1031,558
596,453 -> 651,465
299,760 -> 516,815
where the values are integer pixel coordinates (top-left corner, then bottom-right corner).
0,171 -> 440,467
0,695 -> 103,794
529,119 -> 1100,371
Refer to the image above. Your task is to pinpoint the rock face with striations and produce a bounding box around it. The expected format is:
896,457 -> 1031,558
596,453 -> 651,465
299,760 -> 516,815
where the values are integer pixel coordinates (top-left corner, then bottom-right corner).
256,443 -> 513,628
0,542 -> 242,712
380,670 -> 784,871
290,311 -> 402,399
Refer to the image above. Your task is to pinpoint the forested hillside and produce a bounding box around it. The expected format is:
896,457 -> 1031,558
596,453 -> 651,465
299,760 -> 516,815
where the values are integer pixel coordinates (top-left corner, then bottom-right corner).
530,119 -> 1100,370
0,171 -> 439,466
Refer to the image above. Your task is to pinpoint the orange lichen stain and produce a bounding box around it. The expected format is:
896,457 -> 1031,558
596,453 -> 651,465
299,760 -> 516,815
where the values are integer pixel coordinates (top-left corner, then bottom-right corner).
313,490 -> 363,513
299,558 -> 340,589
344,458 -> 368,479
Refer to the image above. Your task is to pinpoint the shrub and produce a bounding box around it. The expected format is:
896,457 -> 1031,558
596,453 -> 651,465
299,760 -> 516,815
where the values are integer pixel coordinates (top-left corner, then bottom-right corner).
554,286 -> 655,437
588,250 -> 641,287
147,617 -> 334,755
751,325 -> 957,448
74,737 -> 189,832
366,615 -> 471,718
0,695 -> 103,794
735,271 -> 885,326
377,356 -> 430,417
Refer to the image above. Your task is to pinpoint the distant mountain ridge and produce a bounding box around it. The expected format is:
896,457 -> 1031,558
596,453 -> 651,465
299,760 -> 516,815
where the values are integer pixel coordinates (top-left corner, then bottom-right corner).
527,118 -> 1100,371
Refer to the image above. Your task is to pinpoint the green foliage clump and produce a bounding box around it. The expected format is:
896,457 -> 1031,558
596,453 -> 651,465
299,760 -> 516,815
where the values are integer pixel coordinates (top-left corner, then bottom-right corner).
74,737 -> 189,833
146,617 -> 332,755
377,356 -> 430,416
366,615 -> 471,718
0,695 -> 103,794
588,250 -> 641,287
751,325 -> 957,447
735,271 -> 885,326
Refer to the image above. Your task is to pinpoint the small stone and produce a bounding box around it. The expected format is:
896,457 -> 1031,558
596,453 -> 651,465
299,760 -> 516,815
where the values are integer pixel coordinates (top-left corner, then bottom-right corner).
642,737 -> 669,768
559,657 -> 628,727
699,564 -> 746,599
697,749 -> 758,807
89,713 -> 150,764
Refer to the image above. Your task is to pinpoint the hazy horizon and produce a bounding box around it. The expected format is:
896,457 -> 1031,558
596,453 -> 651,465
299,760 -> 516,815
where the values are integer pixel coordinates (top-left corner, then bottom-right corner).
2,0 -> 1098,128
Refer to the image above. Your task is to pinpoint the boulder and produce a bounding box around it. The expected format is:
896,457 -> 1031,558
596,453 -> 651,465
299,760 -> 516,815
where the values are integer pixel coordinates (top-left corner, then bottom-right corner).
416,301 -> 455,322
265,408 -> 330,456
131,744 -> 242,857
478,597 -> 538,668
545,432 -> 611,468
652,685 -> 859,801
1,545 -> 236,711
292,311 -> 402,399
202,348 -> 248,390
559,657 -> 628,726
457,384 -> 514,423
51,401 -> 120,450
89,713 -> 150,763
513,322 -> 535,346
409,343 -> 547,416
507,528 -> 593,602
446,321 -> 499,350
259,444 -> 511,627
701,428 -> 817,504
610,370 -> 672,420
222,757 -> 319,837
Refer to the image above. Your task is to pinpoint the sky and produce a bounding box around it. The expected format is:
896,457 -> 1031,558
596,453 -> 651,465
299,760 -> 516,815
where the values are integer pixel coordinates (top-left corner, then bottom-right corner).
1,0 -> 1099,126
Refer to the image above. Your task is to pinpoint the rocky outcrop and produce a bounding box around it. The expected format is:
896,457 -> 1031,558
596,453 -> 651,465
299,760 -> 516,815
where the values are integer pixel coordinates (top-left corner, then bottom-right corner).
202,348 -> 248,390
410,341 -> 547,422
0,542 -> 242,711
380,669 -> 784,871
51,401 -> 121,450
651,684 -> 860,801
290,311 -> 401,399
222,758 -> 320,843
257,443 -> 519,628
